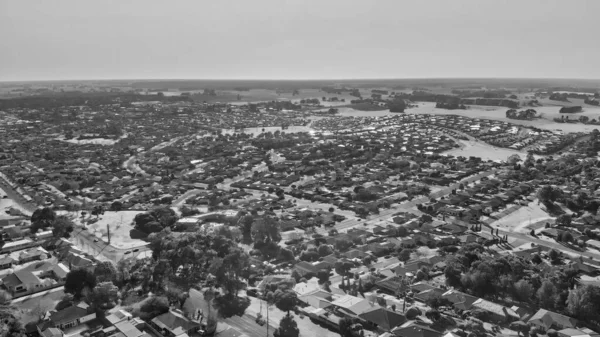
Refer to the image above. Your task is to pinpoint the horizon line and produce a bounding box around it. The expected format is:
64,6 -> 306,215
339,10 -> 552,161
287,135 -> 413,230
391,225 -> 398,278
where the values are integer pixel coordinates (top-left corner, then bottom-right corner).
2,76 -> 600,84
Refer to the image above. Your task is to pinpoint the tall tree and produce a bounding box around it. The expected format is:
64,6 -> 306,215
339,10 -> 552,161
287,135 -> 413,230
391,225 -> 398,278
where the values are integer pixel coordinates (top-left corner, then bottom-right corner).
273,314 -> 300,337
65,269 -> 97,299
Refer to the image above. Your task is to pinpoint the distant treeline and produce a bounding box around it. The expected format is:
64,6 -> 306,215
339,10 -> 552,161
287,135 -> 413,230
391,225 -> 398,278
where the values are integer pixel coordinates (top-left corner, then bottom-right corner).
559,106 -> 583,114
549,91 -> 600,102
397,91 -> 519,109
0,92 -> 191,110
321,87 -> 361,98
451,89 -> 512,99
585,98 -> 599,106
371,89 -> 389,95
436,102 -> 466,110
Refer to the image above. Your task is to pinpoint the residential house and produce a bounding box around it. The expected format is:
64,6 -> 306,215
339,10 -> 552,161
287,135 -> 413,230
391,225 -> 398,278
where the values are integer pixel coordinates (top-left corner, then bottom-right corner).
19,247 -> 49,264
148,308 -> 202,337
558,328 -> 600,337
375,275 -> 410,295
0,256 -> 15,270
40,328 -> 64,337
330,294 -> 378,317
528,309 -> 578,331
414,288 -> 445,303
1,270 -> 42,294
298,289 -> 334,309
471,298 -> 519,323
441,289 -> 479,311
38,302 -> 96,331
294,261 -> 320,277
391,321 -> 442,337
359,307 -> 407,332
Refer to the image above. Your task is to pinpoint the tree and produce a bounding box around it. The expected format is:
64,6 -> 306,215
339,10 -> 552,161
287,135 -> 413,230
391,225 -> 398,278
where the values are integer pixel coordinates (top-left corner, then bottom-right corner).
537,185 -> 554,203
213,293 -> 251,318
548,249 -> 560,263
89,281 -> 119,310
140,296 -> 169,320
274,290 -> 298,314
317,270 -> 330,284
30,207 -> 56,234
109,201 -> 123,211
51,215 -> 75,239
509,321 -> 529,336
318,244 -> 333,257
65,269 -> 97,299
566,285 -> 600,321
335,239 -> 353,252
406,307 -> 422,320
555,214 -> 572,227
389,98 -> 407,113
536,280 -> 557,310
513,279 -> 533,302
398,249 -> 412,262
339,316 -> 358,337
94,261 -> 117,283
274,314 -> 300,337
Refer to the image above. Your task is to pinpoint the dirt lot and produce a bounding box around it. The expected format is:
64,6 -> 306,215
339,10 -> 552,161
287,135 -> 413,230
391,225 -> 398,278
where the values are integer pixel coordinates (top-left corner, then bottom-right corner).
81,211 -> 146,250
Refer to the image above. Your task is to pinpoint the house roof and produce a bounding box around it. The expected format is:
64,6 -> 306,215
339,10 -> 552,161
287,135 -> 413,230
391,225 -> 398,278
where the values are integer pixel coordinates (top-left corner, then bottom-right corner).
330,294 -> 376,316
441,289 -> 478,310
0,256 -> 15,265
392,321 -> 442,337
528,309 -> 578,329
151,309 -> 201,335
359,307 -> 407,331
115,321 -> 144,337
414,288 -> 445,302
298,290 -> 333,309
49,303 -> 89,325
41,327 -> 64,337
2,270 -> 41,287
376,275 -> 409,293
472,298 -> 519,319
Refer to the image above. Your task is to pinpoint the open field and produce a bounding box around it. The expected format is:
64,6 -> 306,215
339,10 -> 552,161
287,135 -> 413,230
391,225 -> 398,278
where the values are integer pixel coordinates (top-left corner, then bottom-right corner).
488,201 -> 552,233
443,139 -> 528,161
408,102 -> 600,132
82,211 -> 146,250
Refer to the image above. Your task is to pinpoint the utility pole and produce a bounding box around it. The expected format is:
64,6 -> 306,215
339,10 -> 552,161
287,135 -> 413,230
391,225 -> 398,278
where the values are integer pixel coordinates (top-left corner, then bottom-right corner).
107,224 -> 111,245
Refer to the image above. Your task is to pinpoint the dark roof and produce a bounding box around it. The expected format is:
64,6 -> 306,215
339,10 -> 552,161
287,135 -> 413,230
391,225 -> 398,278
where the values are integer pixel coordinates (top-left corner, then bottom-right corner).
151,309 -> 201,334
49,303 -> 89,325
2,270 -> 41,287
359,307 -> 407,331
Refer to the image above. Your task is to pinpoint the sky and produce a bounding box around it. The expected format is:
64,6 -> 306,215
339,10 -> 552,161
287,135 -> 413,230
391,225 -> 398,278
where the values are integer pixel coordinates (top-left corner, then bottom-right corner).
1,0 -> 600,81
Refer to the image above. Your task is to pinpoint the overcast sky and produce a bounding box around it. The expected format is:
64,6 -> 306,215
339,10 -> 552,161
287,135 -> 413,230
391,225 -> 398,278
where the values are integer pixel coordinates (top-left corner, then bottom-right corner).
1,0 -> 599,81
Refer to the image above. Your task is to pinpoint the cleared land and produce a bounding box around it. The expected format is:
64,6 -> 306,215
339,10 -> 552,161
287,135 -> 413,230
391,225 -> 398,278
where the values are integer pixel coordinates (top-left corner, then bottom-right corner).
81,211 -> 146,249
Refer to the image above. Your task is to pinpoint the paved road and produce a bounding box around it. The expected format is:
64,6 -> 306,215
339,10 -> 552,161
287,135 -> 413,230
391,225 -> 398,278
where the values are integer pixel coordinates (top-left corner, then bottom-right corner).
0,177 -> 36,215
486,224 -> 600,265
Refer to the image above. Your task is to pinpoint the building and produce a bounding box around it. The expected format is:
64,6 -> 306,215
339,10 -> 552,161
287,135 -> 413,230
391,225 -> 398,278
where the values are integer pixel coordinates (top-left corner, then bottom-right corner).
148,308 -> 202,337
330,294 -> 377,317
471,298 -> 519,323
1,270 -> 42,294
0,256 -> 15,269
528,309 -> 578,331
391,321 -> 442,337
358,307 -> 407,332
441,289 -> 479,311
37,302 -> 96,331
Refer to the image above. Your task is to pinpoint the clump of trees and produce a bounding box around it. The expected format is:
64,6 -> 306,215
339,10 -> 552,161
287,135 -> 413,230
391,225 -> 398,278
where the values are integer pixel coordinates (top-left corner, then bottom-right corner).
443,243 -> 600,327
388,98 -> 407,113
133,207 -> 179,234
